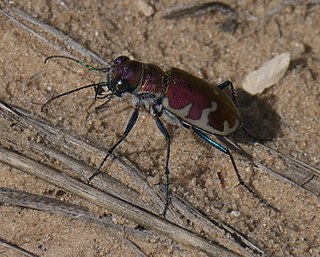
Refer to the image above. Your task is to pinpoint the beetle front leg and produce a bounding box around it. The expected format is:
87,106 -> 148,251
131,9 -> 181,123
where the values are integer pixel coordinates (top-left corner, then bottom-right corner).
154,117 -> 171,217
88,108 -> 139,182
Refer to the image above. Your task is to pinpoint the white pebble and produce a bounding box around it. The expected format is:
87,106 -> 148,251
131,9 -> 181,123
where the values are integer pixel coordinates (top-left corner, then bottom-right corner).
230,210 -> 241,217
242,52 -> 291,95
137,0 -> 154,17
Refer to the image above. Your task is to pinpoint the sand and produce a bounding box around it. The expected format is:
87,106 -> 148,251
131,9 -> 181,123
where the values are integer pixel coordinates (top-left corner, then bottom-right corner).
0,1 -> 319,256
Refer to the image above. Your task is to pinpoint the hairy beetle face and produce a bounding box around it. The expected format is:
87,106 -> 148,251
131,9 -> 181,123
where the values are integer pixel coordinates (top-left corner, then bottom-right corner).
93,81 -> 109,99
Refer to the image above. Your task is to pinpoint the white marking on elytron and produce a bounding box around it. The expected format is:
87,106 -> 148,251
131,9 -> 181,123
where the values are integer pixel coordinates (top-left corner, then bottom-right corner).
196,101 -> 218,133
222,118 -> 240,135
199,101 -> 217,131
162,99 -> 193,118
163,98 -> 240,135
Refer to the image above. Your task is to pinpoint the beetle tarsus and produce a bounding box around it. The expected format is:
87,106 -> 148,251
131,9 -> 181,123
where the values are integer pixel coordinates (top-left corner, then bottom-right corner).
237,179 -> 279,212
226,148 -> 279,212
87,155 -> 109,183
161,194 -> 171,218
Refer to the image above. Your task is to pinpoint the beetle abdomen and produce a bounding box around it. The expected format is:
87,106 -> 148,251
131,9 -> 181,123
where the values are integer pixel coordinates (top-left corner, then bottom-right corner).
163,68 -> 241,136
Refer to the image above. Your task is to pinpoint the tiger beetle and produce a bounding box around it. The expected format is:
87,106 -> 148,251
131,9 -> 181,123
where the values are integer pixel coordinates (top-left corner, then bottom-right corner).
42,55 -> 278,216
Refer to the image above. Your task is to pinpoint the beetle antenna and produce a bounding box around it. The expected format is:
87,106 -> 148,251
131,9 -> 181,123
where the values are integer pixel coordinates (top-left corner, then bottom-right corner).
41,83 -> 101,112
44,55 -> 110,72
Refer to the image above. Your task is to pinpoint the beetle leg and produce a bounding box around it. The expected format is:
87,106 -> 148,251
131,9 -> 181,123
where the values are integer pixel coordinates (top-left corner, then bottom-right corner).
154,117 -> 171,217
193,128 -> 279,212
218,81 -> 270,141
95,94 -> 116,113
88,108 -> 140,182
217,80 -> 237,106
218,82 -> 270,142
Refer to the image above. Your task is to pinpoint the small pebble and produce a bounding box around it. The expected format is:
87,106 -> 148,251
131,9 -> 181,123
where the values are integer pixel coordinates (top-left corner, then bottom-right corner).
290,41 -> 306,56
230,210 -> 241,217
242,52 -> 291,95
137,0 -> 154,17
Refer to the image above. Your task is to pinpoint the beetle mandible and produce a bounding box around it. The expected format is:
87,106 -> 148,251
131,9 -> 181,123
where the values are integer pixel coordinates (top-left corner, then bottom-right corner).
42,55 -> 277,215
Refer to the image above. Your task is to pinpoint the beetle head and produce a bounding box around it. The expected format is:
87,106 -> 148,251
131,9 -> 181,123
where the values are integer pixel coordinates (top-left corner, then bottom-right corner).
97,56 -> 142,98
42,55 -> 142,112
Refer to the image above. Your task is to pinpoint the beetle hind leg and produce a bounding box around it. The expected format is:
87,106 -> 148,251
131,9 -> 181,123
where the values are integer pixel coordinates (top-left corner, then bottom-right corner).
193,128 -> 279,212
218,81 -> 272,142
217,80 -> 237,106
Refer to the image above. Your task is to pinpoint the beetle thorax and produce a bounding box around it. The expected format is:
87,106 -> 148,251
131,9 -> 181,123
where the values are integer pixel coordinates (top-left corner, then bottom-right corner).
138,63 -> 167,96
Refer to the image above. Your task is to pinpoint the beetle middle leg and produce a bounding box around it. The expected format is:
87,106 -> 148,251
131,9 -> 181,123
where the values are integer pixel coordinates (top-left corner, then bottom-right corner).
154,117 -> 171,217
88,108 -> 139,182
192,127 -> 279,212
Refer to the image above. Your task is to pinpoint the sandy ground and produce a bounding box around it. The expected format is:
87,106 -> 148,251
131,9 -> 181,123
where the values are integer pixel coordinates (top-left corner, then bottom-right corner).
0,0 -> 319,256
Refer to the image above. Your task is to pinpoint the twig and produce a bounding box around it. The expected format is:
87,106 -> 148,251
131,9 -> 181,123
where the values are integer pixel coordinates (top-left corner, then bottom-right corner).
0,187 -> 149,257
220,137 -> 320,199
0,187 -> 151,239
0,8 -> 109,66
255,142 -> 320,196
0,100 -> 173,218
30,142 -> 146,210
0,238 -> 38,257
114,154 -> 266,255
0,7 -> 271,254
163,2 -> 236,20
0,147 -> 238,257
265,0 -> 301,18
162,0 -> 317,22
0,100 -> 267,256
171,194 -> 266,256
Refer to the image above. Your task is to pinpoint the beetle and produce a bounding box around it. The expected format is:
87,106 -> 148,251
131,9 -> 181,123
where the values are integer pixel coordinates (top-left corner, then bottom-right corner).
42,55 -> 277,215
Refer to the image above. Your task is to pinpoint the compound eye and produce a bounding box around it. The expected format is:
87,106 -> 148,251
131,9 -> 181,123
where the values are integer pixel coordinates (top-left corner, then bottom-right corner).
114,56 -> 130,65
116,79 -> 129,91
114,79 -> 131,96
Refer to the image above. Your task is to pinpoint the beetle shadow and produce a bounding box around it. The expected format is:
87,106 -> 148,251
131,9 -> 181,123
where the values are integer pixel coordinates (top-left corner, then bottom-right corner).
232,89 -> 282,144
